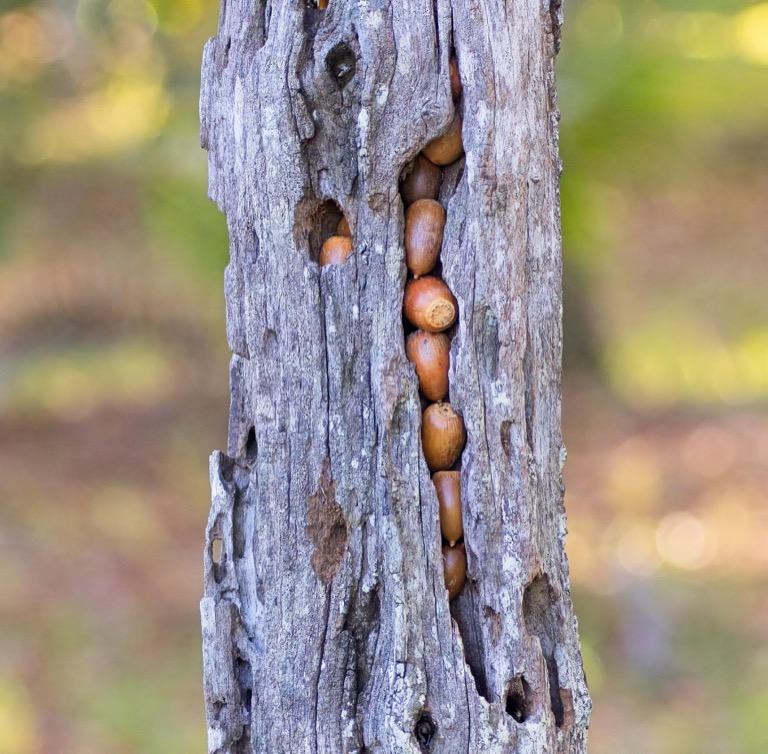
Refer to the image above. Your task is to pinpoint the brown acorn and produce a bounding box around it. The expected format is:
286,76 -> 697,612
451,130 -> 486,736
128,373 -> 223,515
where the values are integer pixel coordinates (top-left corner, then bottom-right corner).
400,155 -> 442,206
434,470 -> 462,545
406,330 -> 450,402
422,402 -> 466,472
403,276 -> 457,333
442,543 -> 467,600
405,199 -> 446,278
423,112 -> 464,166
337,217 -> 351,237
319,236 -> 353,266
449,57 -> 462,102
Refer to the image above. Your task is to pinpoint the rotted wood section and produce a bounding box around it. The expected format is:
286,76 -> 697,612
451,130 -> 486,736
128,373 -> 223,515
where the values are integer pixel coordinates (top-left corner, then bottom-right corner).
200,0 -> 591,751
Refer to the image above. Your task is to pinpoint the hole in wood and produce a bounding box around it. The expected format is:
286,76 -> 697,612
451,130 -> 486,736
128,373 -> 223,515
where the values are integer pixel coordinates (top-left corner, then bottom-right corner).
326,42 -> 356,89
295,198 -> 350,265
235,655 -> 253,721
548,661 -> 566,727
233,490 -> 246,559
523,572 -> 566,727
414,712 -> 436,750
450,596 -> 491,703
211,535 -> 226,583
245,1 -> 270,49
505,675 -> 533,723
557,687 -> 575,730
245,426 -> 257,462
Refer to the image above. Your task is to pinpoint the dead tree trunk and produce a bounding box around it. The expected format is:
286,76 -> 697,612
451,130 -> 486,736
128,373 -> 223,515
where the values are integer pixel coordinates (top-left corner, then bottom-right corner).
200,0 -> 590,751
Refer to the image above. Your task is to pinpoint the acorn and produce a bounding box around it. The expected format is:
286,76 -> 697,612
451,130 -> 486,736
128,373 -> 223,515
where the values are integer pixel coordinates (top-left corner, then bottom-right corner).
337,217 -> 351,237
405,330 -> 450,402
405,199 -> 445,278
400,155 -> 442,206
434,470 -> 462,545
422,402 -> 466,472
403,276 -> 457,333
423,112 -> 464,166
442,543 -> 467,600
319,236 -> 353,266
449,57 -> 462,102
318,0 -> 328,7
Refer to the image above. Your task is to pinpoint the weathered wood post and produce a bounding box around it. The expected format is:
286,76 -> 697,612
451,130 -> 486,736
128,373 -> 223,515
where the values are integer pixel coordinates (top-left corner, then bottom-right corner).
199,0 -> 591,751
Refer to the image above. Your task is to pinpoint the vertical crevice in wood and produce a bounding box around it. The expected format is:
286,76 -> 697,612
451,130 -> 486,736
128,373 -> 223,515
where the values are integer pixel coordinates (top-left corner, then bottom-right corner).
234,655 -> 253,752
548,0 -> 563,54
523,572 -> 568,729
450,594 -> 491,703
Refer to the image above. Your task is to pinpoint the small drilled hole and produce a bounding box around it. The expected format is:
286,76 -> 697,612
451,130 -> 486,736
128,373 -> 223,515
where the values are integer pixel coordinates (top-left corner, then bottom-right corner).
295,198 -> 344,264
414,713 -> 436,749
245,426 -> 257,461
505,675 -> 532,723
326,42 -> 356,88
212,536 -> 226,584
236,655 -> 253,721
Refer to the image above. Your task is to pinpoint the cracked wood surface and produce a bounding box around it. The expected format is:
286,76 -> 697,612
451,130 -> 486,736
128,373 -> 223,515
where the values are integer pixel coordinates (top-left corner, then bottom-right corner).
200,0 -> 591,751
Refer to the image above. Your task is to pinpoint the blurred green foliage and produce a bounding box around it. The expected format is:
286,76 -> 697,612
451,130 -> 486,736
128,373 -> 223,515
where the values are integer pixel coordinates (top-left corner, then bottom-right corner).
559,0 -> 768,406
0,0 -> 767,751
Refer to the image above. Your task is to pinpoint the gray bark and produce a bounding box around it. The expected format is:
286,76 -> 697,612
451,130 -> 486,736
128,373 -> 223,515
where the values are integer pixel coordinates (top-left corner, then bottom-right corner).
200,0 -> 591,752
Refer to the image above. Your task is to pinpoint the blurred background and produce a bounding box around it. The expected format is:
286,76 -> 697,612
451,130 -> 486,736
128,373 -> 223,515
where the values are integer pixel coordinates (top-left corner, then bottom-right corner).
0,0 -> 766,751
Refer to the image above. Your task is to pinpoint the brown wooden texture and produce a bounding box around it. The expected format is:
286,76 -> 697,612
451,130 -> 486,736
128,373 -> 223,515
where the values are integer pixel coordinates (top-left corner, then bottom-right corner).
200,0 -> 590,751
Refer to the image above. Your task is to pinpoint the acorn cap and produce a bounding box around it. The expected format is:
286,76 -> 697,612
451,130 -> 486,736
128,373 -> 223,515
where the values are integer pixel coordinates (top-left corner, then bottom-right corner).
337,217 -> 351,237
403,276 -> 457,333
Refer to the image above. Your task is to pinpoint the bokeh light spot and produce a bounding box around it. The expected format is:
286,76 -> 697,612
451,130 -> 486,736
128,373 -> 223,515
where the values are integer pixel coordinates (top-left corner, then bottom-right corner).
672,12 -> 734,61
0,678 -> 38,754
20,76 -> 170,164
656,512 -> 717,570
736,4 -> 768,65
615,524 -> 661,577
